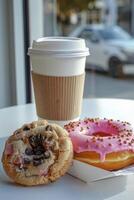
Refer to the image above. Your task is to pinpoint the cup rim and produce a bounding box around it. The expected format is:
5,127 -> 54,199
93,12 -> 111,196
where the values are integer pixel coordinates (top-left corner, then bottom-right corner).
28,47 -> 89,58
28,37 -> 90,58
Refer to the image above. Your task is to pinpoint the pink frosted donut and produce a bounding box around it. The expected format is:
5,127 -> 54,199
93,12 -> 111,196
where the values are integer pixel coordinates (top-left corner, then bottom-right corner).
64,118 -> 134,171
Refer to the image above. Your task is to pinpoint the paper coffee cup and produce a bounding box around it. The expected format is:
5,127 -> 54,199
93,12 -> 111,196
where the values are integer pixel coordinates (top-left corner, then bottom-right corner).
28,37 -> 89,126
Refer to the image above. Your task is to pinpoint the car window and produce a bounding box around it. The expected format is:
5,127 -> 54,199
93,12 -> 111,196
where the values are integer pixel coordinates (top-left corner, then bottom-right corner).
80,29 -> 94,40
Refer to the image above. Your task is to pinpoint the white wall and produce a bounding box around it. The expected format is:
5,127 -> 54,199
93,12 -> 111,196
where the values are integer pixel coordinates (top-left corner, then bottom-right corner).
0,0 -> 27,108
9,0 -> 26,105
0,0 -> 52,108
0,0 -> 12,108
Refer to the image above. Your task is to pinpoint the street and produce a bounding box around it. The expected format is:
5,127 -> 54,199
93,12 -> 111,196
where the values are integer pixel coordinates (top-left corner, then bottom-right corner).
84,68 -> 134,99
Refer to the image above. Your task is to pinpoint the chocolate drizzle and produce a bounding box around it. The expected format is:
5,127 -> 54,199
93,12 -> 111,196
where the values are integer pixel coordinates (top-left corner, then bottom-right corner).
23,126 -> 57,167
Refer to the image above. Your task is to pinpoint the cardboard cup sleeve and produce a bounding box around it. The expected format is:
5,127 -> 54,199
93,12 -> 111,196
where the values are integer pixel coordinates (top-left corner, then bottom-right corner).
32,71 -> 85,121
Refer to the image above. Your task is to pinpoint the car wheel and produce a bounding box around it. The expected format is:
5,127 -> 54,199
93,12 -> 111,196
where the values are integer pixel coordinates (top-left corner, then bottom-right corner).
108,57 -> 124,78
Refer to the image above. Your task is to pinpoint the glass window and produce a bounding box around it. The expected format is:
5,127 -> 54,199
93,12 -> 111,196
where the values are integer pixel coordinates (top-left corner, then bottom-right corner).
1,0 -> 134,109
28,0 -> 134,100
55,0 -> 134,100
80,29 -> 94,39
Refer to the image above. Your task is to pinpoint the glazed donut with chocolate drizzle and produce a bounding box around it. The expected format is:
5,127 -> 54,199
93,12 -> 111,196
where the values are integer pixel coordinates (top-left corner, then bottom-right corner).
64,118 -> 134,171
2,120 -> 73,186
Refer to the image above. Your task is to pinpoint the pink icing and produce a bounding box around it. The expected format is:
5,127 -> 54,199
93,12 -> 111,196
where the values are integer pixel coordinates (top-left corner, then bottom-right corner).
5,143 -> 14,155
38,169 -> 48,176
13,156 -> 23,169
64,118 -> 134,161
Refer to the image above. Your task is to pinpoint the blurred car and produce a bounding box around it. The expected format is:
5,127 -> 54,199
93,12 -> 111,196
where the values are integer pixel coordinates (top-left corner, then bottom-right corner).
70,24 -> 134,77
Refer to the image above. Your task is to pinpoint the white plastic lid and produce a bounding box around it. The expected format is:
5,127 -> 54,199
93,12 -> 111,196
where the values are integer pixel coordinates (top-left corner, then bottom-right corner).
28,37 -> 89,58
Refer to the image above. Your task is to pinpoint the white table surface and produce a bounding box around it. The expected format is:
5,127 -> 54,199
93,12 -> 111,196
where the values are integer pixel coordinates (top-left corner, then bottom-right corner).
0,98 -> 134,200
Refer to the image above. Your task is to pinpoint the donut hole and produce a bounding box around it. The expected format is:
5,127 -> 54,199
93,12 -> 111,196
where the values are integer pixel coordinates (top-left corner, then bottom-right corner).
93,132 -> 113,137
